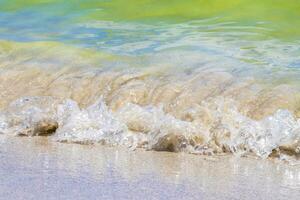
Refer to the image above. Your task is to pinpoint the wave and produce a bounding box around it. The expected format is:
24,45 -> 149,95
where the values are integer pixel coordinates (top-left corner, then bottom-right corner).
0,41 -> 300,161
0,95 -> 299,160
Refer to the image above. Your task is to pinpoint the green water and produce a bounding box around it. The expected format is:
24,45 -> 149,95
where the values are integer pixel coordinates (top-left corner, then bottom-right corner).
0,0 -> 300,83
1,0 -> 300,40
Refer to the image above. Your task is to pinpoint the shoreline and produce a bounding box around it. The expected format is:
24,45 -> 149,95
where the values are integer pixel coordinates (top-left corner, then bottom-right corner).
1,136 -> 299,200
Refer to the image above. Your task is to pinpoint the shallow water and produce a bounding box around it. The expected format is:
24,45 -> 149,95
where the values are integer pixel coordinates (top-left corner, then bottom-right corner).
0,1 -> 300,159
0,136 -> 300,200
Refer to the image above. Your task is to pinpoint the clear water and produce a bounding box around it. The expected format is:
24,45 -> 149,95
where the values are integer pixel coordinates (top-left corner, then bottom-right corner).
0,1 -> 300,160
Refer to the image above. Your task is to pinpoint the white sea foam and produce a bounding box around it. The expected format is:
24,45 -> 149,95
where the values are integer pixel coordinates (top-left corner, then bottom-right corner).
0,96 -> 299,160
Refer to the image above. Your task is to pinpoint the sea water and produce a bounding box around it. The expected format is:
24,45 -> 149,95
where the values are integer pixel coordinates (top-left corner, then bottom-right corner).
1,0 -> 300,161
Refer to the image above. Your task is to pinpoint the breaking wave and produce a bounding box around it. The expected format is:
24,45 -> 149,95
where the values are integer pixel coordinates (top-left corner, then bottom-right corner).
0,41 -> 300,162
0,95 -> 299,160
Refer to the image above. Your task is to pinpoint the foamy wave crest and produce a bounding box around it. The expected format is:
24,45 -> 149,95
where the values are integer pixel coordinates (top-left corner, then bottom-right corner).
0,96 -> 299,159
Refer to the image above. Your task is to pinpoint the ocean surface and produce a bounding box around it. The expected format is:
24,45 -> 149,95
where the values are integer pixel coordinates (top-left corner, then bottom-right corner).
1,0 -> 300,161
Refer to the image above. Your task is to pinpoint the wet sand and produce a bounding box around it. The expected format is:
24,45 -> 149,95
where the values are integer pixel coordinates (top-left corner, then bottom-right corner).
0,135 -> 299,200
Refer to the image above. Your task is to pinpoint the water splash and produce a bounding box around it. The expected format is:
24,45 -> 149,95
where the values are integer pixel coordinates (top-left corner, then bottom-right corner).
1,96 -> 299,161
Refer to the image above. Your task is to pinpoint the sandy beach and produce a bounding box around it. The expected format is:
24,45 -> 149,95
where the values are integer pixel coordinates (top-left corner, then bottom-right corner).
1,135 -> 299,200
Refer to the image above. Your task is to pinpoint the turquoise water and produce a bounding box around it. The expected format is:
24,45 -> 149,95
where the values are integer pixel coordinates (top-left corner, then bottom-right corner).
1,0 -> 300,83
